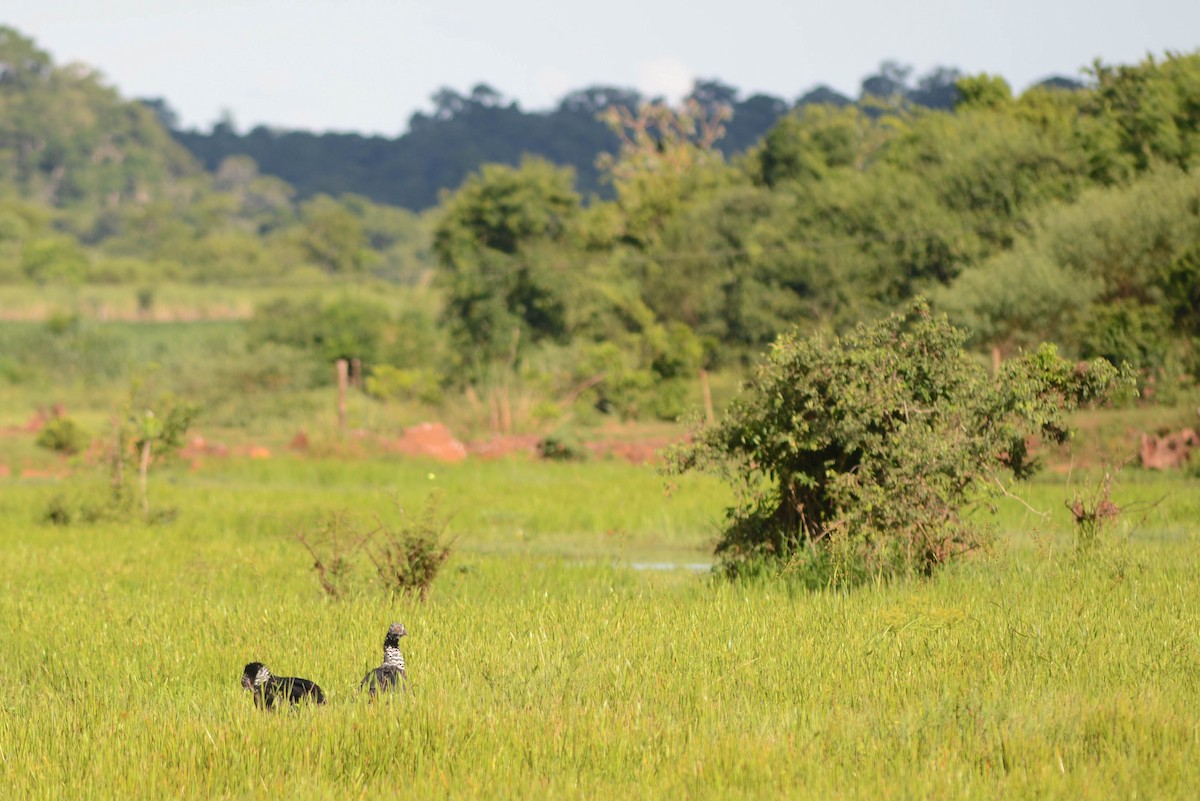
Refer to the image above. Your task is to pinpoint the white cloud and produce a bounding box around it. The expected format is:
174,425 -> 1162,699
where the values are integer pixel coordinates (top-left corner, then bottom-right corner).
636,56 -> 694,102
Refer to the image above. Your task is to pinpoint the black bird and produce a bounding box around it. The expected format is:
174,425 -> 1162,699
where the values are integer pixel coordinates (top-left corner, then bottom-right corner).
241,662 -> 326,709
359,622 -> 408,697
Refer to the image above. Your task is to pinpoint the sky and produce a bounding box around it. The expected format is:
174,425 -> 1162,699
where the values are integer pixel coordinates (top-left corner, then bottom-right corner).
5,1 -> 1200,136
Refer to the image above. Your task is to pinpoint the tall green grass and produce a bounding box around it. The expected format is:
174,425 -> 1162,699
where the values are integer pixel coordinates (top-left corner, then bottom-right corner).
2,459 -> 1199,798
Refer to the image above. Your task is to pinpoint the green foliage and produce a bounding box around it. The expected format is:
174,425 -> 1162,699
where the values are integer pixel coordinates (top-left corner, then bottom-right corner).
4,24 -> 1200,422
0,26 -> 199,209
1041,166 -> 1200,304
20,235 -> 88,284
890,108 -> 1086,250
754,105 -> 886,187
247,294 -> 391,366
298,194 -> 369,274
365,364 -> 443,406
954,74 -> 1013,110
667,300 -> 1132,583
364,494 -> 453,602
1164,242 -> 1200,336
782,164 -> 979,309
433,158 -> 581,371
34,414 -> 87,455
1080,52 -> 1200,182
41,482 -> 133,526
937,165 -> 1200,367
0,315 -> 128,385
933,245 -> 1096,355
1078,299 -> 1173,374
597,100 -> 733,248
296,494 -> 453,602
536,432 -> 589,461
114,374 -> 201,519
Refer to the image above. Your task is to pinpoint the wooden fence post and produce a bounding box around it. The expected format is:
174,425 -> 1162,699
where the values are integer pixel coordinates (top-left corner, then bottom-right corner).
336,358 -> 349,431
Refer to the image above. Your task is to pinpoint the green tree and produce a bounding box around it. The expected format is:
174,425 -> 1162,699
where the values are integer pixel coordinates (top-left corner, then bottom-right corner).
954,74 -> 1013,110
433,158 -> 581,372
298,195 -> 368,274
754,105 -> 882,187
114,376 -> 200,518
247,295 -> 391,369
1078,52 -> 1200,183
21,235 -> 88,283
933,245 -> 1095,359
666,300 -> 1129,584
597,99 -> 733,248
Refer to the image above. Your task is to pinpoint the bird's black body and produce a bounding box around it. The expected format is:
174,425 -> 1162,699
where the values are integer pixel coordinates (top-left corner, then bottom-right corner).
241,662 -> 326,709
360,622 -> 408,697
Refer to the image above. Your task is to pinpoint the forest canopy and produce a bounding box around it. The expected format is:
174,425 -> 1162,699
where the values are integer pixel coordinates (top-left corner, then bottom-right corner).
2,24 -> 1199,418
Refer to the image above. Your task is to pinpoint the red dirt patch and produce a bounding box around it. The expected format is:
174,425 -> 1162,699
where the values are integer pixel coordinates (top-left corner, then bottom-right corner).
586,438 -> 674,465
1140,428 -> 1199,470
180,435 -> 230,459
468,434 -> 541,459
388,422 -> 468,462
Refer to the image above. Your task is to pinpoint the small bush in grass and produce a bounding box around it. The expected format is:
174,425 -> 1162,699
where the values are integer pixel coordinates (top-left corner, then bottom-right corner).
537,432 -> 588,461
667,299 -> 1134,586
36,416 -> 88,455
1066,469 -> 1122,552
296,493 -> 452,601
366,493 -> 452,602
41,482 -> 134,526
296,511 -> 371,599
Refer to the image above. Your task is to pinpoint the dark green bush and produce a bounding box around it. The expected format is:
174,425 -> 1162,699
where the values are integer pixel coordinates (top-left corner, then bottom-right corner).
35,416 -> 88,455
537,432 -> 589,461
667,300 -> 1132,585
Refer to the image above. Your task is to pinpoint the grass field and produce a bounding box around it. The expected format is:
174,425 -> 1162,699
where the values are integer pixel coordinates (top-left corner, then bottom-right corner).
2,454 -> 1199,800
0,281 -> 432,322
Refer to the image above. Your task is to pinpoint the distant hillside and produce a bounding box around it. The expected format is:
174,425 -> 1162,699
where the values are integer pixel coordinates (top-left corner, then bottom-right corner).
0,26 -> 201,211
168,82 -> 800,211
0,26 -> 434,287
170,66 -> 1061,211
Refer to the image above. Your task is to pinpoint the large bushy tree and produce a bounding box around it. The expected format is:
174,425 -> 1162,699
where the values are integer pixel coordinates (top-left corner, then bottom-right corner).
667,300 -> 1130,584
433,158 -> 581,373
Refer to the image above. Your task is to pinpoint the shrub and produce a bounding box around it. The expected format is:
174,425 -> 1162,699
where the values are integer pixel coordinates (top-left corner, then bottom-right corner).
296,511 -> 371,600
296,494 -> 453,602
36,416 -> 88,455
537,432 -> 589,461
365,494 -> 453,602
246,295 -> 391,369
1077,299 -> 1172,376
41,482 -> 134,526
365,364 -> 444,405
666,299 -> 1132,585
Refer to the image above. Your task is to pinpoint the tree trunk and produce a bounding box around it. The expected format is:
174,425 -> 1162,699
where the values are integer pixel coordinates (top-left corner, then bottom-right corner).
111,415 -> 124,496
139,439 -> 152,517
700,369 -> 714,423
336,359 -> 349,431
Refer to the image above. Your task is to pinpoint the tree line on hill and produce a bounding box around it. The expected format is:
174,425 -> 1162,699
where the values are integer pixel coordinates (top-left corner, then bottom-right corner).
164,61 -> 1081,211
1,23 -> 1198,427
